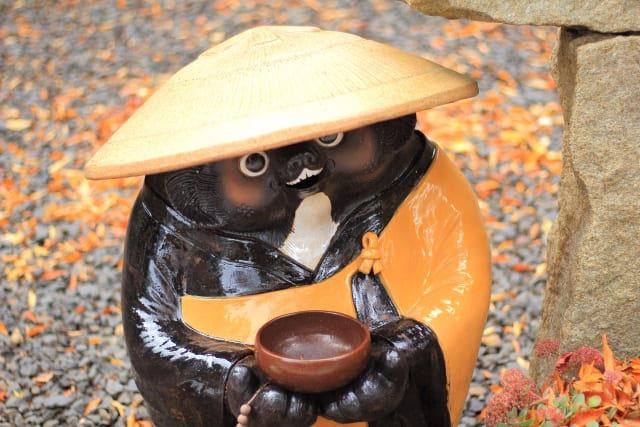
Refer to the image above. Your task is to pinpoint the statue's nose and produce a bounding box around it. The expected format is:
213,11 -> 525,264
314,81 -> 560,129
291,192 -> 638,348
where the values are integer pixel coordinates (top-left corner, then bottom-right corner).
287,151 -> 318,177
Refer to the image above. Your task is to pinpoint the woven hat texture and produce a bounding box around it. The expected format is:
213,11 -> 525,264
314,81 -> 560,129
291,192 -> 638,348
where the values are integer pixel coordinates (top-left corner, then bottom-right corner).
85,26 -> 477,179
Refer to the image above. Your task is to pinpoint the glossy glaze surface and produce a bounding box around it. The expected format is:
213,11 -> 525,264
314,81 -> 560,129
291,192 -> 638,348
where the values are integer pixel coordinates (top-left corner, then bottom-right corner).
255,311 -> 371,393
120,113 -> 490,426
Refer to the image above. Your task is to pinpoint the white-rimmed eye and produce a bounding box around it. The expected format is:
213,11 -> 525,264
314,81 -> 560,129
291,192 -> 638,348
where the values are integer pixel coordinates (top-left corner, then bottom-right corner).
315,132 -> 344,148
239,152 -> 269,177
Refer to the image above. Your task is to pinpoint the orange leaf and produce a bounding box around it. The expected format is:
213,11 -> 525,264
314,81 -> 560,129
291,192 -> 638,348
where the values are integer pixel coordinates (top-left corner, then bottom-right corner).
127,410 -> 137,427
84,397 -> 101,416
39,269 -> 65,281
26,324 -> 48,338
32,372 -> 54,384
23,309 -> 37,322
492,254 -> 511,264
529,222 -> 540,239
602,333 -> 615,373
0,321 -> 9,336
630,358 -> 640,376
61,252 -> 82,263
69,274 -> 78,291
571,408 -> 606,425
513,263 -> 536,272
574,363 -> 604,393
475,179 -> 501,194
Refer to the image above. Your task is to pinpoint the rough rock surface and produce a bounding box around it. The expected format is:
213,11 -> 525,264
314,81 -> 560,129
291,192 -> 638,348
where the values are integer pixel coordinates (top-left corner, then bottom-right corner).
530,29 -> 640,381
402,0 -> 640,33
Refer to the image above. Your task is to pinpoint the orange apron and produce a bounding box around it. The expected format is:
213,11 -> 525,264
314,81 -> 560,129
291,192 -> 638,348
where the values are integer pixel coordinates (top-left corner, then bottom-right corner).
182,146 -> 491,426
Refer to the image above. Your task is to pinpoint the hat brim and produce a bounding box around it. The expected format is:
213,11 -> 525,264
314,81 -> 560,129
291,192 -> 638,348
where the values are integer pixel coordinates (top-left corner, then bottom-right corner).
85,26 -> 478,179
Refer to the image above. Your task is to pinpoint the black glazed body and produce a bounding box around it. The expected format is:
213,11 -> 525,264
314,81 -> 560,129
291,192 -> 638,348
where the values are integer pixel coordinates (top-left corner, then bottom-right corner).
121,115 -> 450,426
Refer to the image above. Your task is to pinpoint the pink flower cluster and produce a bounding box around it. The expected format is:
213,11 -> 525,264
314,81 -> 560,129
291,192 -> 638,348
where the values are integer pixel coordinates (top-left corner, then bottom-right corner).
485,369 -> 539,426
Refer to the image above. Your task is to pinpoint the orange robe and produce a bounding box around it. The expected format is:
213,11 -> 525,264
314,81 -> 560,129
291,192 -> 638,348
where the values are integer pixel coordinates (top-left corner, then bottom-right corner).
182,145 -> 491,426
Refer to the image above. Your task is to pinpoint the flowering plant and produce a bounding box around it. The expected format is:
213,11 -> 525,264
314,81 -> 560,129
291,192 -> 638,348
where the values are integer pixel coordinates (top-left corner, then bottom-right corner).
485,334 -> 640,427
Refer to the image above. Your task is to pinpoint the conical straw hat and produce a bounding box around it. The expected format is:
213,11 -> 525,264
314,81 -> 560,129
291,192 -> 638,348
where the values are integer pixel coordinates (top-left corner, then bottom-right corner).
85,26 -> 477,179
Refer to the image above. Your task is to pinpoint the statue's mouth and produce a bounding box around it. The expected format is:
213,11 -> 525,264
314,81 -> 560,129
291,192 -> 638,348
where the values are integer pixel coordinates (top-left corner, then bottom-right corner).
286,167 -> 323,190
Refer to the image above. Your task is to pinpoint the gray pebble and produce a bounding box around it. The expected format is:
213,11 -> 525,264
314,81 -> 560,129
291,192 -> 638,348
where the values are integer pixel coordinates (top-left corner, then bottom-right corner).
106,379 -> 124,396
42,394 -> 76,409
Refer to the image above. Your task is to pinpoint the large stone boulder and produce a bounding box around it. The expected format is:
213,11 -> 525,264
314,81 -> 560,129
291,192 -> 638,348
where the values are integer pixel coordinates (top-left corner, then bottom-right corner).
402,0 -> 640,33
530,29 -> 640,379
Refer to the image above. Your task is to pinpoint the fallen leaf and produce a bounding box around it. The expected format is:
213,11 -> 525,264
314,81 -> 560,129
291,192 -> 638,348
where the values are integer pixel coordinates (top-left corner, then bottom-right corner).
84,397 -> 101,416
26,324 -> 48,338
127,410 -> 137,427
5,118 -> 32,131
110,358 -> 124,366
482,333 -> 503,348
32,372 -> 54,384
23,310 -> 37,322
111,400 -> 126,417
69,274 -> 78,291
27,289 -> 37,308
0,321 -> 8,336
513,263 -> 536,272
602,333 -> 615,373
39,270 -> 66,281
516,357 -> 530,371
570,408 -> 605,425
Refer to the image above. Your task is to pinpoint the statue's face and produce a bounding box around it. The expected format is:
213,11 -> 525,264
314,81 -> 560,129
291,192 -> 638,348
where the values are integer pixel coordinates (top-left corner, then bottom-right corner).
151,115 -> 416,234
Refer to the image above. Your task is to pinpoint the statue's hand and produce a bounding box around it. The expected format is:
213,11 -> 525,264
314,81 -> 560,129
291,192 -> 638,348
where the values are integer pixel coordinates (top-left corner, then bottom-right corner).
319,339 -> 409,423
226,357 -> 317,427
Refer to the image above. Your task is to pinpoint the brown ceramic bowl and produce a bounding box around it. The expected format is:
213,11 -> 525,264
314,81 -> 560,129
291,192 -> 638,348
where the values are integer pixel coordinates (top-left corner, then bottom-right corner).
254,311 -> 371,393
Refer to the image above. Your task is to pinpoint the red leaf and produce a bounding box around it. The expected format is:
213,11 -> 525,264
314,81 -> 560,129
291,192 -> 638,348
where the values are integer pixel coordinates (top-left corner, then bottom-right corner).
513,263 -> 536,272
555,352 -> 575,371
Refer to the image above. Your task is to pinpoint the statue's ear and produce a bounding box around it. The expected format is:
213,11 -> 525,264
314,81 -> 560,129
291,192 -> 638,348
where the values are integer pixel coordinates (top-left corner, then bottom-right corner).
372,113 -> 417,149
144,166 -> 224,227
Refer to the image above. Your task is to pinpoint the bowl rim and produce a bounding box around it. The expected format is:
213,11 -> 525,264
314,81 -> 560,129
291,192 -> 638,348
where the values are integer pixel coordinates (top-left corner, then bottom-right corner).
255,310 -> 371,364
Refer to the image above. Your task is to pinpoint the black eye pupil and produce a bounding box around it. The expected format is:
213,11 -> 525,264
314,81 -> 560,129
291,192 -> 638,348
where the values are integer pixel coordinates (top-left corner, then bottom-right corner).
245,153 -> 266,172
319,135 -> 337,144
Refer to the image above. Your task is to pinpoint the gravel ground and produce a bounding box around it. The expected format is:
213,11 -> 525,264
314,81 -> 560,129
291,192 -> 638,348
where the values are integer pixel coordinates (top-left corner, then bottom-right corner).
1,1 -> 562,425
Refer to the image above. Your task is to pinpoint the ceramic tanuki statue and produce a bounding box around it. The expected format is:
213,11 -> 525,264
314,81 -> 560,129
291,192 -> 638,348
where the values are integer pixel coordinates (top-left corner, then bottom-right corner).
85,26 -> 491,427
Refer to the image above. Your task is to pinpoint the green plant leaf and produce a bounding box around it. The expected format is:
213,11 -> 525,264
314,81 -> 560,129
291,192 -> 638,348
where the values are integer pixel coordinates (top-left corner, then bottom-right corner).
585,422 -> 599,427
555,395 -> 569,408
587,395 -> 602,408
572,393 -> 585,405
